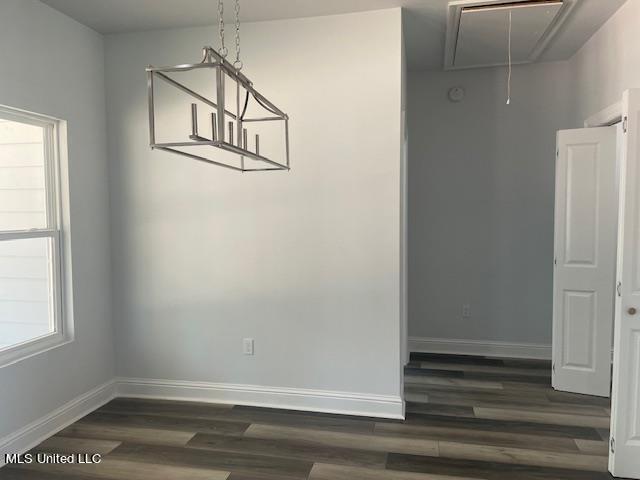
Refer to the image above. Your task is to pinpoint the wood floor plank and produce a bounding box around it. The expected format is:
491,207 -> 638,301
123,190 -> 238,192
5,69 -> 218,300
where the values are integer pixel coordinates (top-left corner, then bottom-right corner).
409,353 -> 505,367
219,407 -> 376,434
58,422 -> 196,447
5,458 -> 230,480
96,402 -> 384,437
500,358 -> 552,369
425,394 -> 609,417
404,365 -> 464,378
476,400 -> 609,417
404,368 -> 465,378
187,432 -> 387,468
404,392 -> 429,403
405,402 -> 476,418
0,468 -> 95,480
414,361 -> 552,378
406,384 -> 550,405
545,391 -> 611,407
401,413 -> 603,440
308,463 -> 477,480
374,422 -> 583,453
231,404 -> 393,425
462,371 -> 551,385
499,381 -> 558,392
404,375 -> 504,390
473,407 -> 612,428
406,367 -> 551,385
81,411 -> 250,436
109,442 -> 312,480
575,439 -> 610,456
386,453 -> 614,480
226,473 -> 300,480
597,429 -> 611,442
409,386 -> 609,416
35,436 -> 121,455
245,423 -> 439,456
438,441 -> 609,472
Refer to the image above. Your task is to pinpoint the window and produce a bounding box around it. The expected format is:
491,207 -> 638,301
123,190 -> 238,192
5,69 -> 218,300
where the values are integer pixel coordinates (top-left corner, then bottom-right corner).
0,106 -> 69,367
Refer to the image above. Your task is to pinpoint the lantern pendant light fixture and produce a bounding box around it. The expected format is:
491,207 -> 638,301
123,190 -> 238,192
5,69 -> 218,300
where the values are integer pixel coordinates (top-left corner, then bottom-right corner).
146,0 -> 290,172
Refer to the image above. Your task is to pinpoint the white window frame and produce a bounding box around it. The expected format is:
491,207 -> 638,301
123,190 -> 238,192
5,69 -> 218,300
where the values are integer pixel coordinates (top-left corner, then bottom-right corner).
0,105 -> 72,368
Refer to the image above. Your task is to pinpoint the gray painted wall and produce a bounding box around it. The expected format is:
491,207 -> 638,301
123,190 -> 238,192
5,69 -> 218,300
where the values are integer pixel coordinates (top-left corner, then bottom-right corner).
0,0 -> 114,438
105,10 -> 404,398
408,62 -> 573,345
407,0 -> 638,348
568,0 -> 640,124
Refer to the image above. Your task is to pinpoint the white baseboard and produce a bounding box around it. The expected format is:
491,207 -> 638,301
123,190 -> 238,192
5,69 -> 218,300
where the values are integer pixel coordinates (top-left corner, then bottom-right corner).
0,377 -> 402,467
116,377 -> 404,420
0,380 -> 116,467
409,336 -> 551,360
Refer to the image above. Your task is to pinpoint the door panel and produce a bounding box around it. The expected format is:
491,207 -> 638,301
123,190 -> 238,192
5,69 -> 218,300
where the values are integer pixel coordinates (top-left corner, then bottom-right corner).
562,290 -> 596,369
565,144 -> 599,265
553,127 -> 617,398
610,89 -> 640,479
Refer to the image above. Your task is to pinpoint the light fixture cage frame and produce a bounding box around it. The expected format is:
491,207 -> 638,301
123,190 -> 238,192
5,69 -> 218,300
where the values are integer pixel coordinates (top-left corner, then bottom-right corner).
146,46 -> 290,172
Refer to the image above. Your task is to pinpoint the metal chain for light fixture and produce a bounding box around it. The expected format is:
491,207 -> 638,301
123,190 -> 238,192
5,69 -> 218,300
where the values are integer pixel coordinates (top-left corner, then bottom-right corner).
218,0 -> 228,57
506,9 -> 512,105
234,0 -> 242,70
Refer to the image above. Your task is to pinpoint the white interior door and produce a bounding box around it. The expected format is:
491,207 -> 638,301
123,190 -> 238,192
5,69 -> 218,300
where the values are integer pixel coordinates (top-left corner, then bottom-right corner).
610,89 -> 640,479
553,127 -> 617,397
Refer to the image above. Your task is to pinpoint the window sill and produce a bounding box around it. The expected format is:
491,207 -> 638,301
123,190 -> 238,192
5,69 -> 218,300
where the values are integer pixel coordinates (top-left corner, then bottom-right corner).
0,332 -> 73,369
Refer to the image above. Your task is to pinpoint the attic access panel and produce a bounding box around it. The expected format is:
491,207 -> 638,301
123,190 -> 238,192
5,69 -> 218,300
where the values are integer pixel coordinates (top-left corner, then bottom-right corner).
444,0 -> 576,70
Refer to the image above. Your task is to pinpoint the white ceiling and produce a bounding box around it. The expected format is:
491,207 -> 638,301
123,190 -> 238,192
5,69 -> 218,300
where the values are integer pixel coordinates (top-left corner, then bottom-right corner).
40,0 -> 627,71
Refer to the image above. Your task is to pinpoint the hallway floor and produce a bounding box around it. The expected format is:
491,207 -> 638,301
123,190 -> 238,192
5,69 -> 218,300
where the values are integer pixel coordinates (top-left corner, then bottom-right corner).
1,353 -> 617,479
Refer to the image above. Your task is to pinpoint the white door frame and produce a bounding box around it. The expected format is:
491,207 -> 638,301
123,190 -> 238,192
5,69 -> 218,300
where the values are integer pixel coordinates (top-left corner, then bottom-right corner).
584,102 -> 623,128
585,90 -> 640,479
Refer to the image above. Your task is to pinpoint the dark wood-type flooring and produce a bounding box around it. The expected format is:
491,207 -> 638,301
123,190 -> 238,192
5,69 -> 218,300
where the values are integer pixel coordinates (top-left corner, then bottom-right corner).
1,353 -> 623,479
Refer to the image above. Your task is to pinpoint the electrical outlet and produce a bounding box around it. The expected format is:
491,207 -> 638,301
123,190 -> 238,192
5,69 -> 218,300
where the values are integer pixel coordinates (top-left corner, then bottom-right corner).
462,304 -> 471,318
243,338 -> 254,355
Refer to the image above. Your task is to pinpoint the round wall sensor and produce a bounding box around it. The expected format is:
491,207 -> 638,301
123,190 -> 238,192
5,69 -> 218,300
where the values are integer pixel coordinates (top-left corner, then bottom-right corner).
448,87 -> 465,103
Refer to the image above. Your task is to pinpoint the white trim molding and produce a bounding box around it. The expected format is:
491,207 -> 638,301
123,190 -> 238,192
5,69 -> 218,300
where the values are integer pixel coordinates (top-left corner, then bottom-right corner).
409,336 -> 551,360
116,377 -> 404,420
0,380 -> 116,467
443,0 -> 577,71
584,101 -> 623,128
